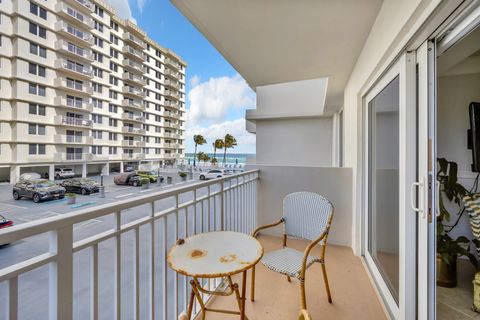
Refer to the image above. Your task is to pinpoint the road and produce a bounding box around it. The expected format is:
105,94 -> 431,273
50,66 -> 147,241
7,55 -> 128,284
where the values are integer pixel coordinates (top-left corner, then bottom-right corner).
0,171 -> 221,320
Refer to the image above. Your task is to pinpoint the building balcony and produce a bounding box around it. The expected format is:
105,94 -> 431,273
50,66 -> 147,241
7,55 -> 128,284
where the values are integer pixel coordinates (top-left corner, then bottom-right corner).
55,21 -> 93,46
123,32 -> 146,49
53,134 -> 93,145
122,59 -> 146,74
162,142 -> 179,149
164,79 -> 181,90
55,3 -> 94,29
123,45 -> 145,61
54,96 -> 93,112
54,115 -> 93,128
54,152 -> 90,162
163,153 -> 180,159
55,59 -> 93,79
122,72 -> 146,86
121,140 -> 145,147
164,68 -> 180,78
162,111 -> 180,119
121,153 -> 145,160
55,40 -> 94,62
89,153 -> 109,161
121,113 -> 145,122
164,58 -> 181,70
122,86 -> 146,98
121,99 -> 145,111
164,100 -> 179,108
163,132 -> 180,139
164,89 -> 181,100
55,78 -> 93,95
66,0 -> 94,13
121,126 -> 145,135
164,122 -> 180,129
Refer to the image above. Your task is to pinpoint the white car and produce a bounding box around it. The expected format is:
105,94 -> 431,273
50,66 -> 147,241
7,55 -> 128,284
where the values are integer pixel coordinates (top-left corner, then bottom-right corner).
199,170 -> 227,180
55,168 -> 75,179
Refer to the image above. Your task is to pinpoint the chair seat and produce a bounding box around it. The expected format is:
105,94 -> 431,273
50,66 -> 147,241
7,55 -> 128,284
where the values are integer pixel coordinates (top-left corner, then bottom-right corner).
261,247 -> 321,278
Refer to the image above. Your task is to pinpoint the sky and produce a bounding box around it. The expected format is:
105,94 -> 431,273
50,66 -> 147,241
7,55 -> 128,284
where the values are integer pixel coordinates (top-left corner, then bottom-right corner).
104,0 -> 257,154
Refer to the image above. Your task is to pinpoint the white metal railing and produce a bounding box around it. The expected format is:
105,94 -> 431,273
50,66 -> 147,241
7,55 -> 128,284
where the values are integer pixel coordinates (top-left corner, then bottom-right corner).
0,170 -> 259,319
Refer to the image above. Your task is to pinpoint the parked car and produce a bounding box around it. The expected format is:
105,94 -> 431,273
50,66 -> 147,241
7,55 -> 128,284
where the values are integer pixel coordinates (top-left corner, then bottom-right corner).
13,179 -> 66,203
19,172 -> 41,181
113,173 -> 143,187
199,169 -> 227,180
124,166 -> 134,172
136,170 -> 163,183
0,215 -> 13,229
55,168 -> 75,179
59,178 -> 99,195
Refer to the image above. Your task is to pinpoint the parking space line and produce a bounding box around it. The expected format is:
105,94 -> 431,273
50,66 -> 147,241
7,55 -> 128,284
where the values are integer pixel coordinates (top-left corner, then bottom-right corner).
0,203 -> 27,209
115,187 -> 132,192
115,193 -> 133,199
139,189 -> 155,193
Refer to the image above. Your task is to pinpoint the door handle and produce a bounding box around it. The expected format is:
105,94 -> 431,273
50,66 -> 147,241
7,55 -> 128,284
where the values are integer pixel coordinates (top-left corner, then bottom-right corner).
411,181 -> 425,218
435,180 -> 441,217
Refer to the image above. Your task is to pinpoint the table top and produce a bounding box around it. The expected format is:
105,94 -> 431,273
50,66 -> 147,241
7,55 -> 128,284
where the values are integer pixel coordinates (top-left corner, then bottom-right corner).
168,231 -> 263,278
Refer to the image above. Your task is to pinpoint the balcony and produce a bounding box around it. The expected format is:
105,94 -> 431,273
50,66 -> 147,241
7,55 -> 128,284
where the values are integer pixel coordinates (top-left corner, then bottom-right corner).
121,152 -> 145,160
53,134 -> 93,144
121,140 -> 145,148
123,32 -> 146,49
162,111 -> 180,119
164,89 -> 181,100
163,153 -> 180,159
123,45 -> 145,61
67,0 -> 94,13
121,126 -> 145,135
122,59 -> 146,74
55,77 -> 93,95
164,58 -> 182,70
122,72 -> 146,86
54,96 -> 93,112
121,112 -> 145,122
55,3 -> 94,29
55,21 -> 93,46
164,100 -> 179,108
55,59 -> 93,78
162,142 -> 179,149
122,85 -> 146,98
55,40 -> 94,62
164,79 -> 181,90
163,132 -> 180,139
54,152 -> 90,161
54,115 -> 93,128
164,68 -> 180,78
121,99 -> 145,111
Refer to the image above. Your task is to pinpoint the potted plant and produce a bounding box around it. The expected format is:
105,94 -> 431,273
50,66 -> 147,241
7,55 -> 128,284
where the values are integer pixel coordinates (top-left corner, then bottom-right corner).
140,177 -> 150,189
179,172 -> 187,182
66,193 -> 76,205
167,176 -> 173,184
437,158 -> 479,287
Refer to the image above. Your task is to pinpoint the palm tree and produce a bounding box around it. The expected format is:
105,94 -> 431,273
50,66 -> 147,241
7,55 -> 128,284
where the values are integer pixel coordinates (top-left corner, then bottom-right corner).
193,134 -> 206,167
222,134 -> 237,165
213,139 -> 224,166
202,153 -> 211,165
197,151 -> 205,166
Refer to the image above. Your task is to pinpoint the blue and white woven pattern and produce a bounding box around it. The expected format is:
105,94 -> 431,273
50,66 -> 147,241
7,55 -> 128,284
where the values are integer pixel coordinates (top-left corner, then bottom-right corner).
283,192 -> 333,243
261,247 -> 321,278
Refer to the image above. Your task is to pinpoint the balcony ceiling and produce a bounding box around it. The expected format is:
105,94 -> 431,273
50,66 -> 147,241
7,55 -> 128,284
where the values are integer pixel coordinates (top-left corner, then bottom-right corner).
171,0 -> 383,114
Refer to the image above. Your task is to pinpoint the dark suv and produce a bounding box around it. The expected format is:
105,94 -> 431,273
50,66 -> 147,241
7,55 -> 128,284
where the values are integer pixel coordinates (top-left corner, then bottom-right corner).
13,179 -> 66,203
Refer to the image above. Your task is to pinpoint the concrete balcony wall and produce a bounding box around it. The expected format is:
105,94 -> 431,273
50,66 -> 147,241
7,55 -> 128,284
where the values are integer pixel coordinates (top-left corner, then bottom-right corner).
14,80 -> 54,105
0,144 -> 12,164
0,78 -> 12,100
13,59 -> 56,85
250,165 -> 353,247
0,35 -> 12,57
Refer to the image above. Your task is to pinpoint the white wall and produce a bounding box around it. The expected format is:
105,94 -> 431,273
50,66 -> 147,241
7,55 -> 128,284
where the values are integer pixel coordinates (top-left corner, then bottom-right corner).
255,117 -> 333,167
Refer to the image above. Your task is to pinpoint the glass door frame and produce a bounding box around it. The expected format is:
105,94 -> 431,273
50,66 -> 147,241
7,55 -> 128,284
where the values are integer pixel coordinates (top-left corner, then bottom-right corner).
362,52 -> 417,319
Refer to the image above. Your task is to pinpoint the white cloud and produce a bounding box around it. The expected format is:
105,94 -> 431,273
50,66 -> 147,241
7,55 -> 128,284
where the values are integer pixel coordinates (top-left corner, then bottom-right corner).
187,74 -> 255,126
136,0 -> 147,13
104,0 -> 135,22
185,118 -> 256,154
190,75 -> 200,87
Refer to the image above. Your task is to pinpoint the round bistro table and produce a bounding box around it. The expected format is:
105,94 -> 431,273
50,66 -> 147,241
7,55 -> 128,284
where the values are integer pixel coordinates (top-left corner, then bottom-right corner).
168,231 -> 263,320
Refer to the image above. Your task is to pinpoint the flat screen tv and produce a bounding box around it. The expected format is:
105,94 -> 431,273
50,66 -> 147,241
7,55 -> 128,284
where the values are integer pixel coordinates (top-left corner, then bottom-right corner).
468,102 -> 480,172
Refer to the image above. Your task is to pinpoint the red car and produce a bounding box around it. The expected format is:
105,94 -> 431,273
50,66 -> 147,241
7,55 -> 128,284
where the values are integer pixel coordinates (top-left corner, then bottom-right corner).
0,215 -> 13,229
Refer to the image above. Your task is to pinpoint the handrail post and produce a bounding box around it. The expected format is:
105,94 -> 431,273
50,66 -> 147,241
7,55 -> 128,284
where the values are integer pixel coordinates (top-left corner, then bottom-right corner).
220,181 -> 225,231
49,226 -> 73,320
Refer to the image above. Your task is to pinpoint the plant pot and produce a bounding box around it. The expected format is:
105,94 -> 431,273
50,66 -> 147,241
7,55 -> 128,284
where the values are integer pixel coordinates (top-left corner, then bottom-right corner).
142,183 -> 149,189
181,176 -> 187,182
66,197 -> 76,205
437,254 -> 457,288
167,177 -> 173,184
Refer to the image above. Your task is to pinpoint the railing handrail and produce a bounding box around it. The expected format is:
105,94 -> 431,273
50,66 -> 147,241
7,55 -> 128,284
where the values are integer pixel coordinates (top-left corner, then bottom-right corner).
0,170 -> 259,245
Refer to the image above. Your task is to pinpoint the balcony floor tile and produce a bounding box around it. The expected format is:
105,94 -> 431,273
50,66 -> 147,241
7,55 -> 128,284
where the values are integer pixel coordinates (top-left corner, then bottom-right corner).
203,234 -> 387,320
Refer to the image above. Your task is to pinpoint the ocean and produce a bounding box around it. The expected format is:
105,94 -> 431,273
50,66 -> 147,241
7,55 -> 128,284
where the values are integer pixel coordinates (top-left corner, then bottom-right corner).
184,153 -> 254,165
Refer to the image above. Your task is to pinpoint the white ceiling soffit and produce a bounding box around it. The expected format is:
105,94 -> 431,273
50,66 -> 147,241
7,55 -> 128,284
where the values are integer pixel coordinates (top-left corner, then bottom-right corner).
171,0 -> 383,114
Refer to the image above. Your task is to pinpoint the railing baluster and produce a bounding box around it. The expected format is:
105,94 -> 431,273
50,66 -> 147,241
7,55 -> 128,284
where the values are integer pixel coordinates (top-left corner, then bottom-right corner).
91,244 -> 98,320
114,212 -> 122,320
8,277 -> 18,320
220,181 -> 225,231
149,202 -> 155,320
133,227 -> 140,320
207,185 -> 211,231
193,189 -> 197,235
174,195 -> 179,319
162,216 -> 167,320
184,206 -> 189,314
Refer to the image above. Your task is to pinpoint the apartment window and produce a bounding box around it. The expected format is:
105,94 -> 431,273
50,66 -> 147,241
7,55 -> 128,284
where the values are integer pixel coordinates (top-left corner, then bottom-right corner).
28,83 -> 46,96
92,130 -> 103,139
143,124 -> 150,131
92,82 -> 103,93
29,22 -> 46,39
30,2 -> 47,19
155,104 -> 161,112
155,126 -> 161,133
92,146 -> 102,154
93,51 -> 103,63
92,98 -> 102,109
109,62 -> 118,72
143,148 -> 149,154
109,146 -> 117,154
109,75 -> 118,86
29,104 -> 46,115
95,5 -> 104,17
108,104 -> 118,113
110,48 -> 119,59
156,50 -> 161,58
155,115 -> 161,122
109,132 -> 117,141
92,114 -> 102,124
29,63 -> 46,77
28,124 -> 45,135
93,36 -> 103,48
109,118 -> 118,127
109,90 -> 118,99
155,137 -> 161,143
94,20 -> 104,33
155,148 -> 161,155
29,143 -> 46,155
92,67 -> 103,78
30,42 -> 47,58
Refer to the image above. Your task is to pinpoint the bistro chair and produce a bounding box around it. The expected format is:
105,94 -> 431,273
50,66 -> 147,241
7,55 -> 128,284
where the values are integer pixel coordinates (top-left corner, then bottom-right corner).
251,192 -> 334,310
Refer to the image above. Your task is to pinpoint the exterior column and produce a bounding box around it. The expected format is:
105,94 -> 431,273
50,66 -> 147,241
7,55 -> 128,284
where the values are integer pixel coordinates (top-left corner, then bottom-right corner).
102,163 -> 110,176
82,163 -> 87,178
9,165 -> 20,184
120,161 -> 124,173
49,164 -> 55,181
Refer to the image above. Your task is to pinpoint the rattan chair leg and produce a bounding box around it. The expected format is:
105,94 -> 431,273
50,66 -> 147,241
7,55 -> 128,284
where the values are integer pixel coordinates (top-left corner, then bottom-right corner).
251,265 -> 256,302
321,263 -> 332,303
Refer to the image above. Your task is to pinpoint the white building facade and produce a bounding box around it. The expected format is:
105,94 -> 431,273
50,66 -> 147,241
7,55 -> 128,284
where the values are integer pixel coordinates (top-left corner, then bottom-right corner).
0,0 -> 186,183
